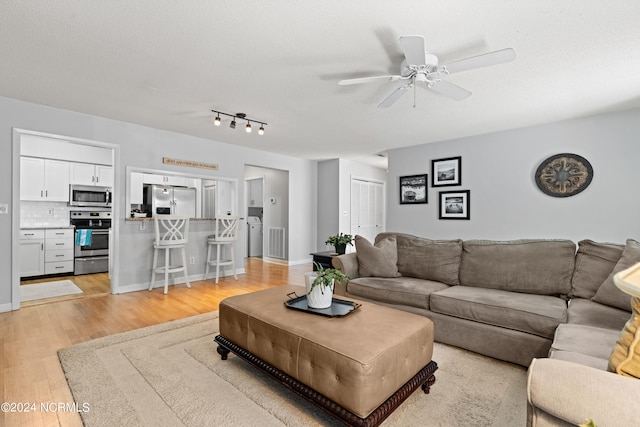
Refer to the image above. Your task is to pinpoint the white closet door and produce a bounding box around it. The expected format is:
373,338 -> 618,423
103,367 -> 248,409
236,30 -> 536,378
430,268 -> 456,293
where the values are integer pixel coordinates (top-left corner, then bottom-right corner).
351,179 -> 385,243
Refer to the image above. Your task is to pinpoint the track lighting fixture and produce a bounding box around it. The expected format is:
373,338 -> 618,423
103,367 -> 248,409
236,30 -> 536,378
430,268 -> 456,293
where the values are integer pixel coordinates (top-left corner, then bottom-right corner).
211,110 -> 267,136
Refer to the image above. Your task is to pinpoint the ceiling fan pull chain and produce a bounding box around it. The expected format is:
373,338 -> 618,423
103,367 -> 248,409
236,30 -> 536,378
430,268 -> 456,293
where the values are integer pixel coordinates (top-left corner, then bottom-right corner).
413,82 -> 417,108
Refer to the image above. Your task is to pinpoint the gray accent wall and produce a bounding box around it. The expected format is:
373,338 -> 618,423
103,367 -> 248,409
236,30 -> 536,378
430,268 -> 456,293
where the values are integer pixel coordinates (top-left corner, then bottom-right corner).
387,108 -> 640,244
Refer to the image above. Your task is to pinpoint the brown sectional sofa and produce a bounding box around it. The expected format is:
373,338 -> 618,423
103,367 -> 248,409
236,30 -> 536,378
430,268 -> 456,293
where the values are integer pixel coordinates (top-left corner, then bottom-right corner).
333,232 -> 639,426
332,232 -> 637,366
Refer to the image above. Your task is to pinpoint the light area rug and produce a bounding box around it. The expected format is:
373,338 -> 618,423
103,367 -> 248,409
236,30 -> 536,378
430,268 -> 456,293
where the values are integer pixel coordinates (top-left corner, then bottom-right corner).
21,280 -> 83,302
58,312 -> 528,427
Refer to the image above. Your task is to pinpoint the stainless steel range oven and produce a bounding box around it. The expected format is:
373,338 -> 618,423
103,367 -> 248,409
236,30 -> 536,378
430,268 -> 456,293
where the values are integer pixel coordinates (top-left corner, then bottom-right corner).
70,211 -> 111,275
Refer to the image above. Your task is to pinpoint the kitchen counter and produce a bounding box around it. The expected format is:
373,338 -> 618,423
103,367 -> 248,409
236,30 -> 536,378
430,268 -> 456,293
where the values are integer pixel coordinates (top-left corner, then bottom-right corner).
125,217 -> 219,222
20,225 -> 76,229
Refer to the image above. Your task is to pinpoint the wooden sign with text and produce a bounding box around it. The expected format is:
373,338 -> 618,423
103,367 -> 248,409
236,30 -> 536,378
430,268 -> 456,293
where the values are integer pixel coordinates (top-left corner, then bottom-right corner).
163,157 -> 219,170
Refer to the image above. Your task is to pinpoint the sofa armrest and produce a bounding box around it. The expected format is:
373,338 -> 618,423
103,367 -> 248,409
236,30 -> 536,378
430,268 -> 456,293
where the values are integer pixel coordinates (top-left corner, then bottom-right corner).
331,253 -> 359,296
527,358 -> 640,427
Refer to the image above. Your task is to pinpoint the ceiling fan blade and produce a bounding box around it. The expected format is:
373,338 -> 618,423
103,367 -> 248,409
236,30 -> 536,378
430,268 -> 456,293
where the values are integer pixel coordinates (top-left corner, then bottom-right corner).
428,80 -> 472,101
378,85 -> 411,108
338,75 -> 402,86
399,35 -> 426,65
443,48 -> 516,74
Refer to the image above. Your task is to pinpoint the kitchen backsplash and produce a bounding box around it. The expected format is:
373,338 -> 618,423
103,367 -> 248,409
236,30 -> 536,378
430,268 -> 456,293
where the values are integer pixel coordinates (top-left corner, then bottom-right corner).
20,201 -> 73,228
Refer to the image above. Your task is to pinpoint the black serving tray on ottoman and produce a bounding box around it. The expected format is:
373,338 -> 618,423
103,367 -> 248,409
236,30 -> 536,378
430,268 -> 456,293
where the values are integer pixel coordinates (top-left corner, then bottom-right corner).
285,292 -> 362,317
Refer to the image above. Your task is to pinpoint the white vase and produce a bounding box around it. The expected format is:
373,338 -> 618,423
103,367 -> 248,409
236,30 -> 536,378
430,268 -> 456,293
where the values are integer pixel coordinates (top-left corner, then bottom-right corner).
304,272 -> 334,309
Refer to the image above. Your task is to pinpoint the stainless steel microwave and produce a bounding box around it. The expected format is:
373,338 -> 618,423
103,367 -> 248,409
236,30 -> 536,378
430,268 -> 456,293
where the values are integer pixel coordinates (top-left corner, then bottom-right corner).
69,185 -> 112,207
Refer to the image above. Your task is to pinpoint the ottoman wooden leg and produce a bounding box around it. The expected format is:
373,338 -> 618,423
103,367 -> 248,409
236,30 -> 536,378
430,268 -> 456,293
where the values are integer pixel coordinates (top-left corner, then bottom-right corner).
421,373 -> 437,394
217,344 -> 230,360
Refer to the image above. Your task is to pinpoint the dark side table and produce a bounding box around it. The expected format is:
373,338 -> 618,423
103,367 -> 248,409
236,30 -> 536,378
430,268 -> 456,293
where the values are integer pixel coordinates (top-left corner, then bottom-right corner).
310,251 -> 337,271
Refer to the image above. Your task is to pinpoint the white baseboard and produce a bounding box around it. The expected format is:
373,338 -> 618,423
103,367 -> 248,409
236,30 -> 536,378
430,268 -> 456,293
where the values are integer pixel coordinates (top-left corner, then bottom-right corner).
117,269 -> 246,294
288,257 -> 313,266
0,302 -> 14,313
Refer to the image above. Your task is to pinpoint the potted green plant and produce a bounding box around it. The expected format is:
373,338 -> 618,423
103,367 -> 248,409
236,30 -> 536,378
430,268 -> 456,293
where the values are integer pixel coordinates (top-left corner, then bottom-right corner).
305,262 -> 349,309
325,232 -> 354,255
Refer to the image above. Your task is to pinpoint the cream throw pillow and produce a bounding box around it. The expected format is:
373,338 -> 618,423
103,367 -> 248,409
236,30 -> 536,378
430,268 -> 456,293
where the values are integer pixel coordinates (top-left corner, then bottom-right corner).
355,235 -> 399,278
608,297 -> 640,378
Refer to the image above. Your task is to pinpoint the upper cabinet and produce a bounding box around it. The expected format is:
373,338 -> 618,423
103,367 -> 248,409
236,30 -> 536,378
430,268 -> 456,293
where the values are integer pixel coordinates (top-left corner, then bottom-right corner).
70,162 -> 114,187
20,157 -> 70,202
142,173 -> 189,187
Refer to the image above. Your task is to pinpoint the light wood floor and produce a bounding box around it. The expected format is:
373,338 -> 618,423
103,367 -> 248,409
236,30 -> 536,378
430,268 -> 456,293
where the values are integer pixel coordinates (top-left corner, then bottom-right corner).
1,258 -> 310,427
20,273 -> 111,307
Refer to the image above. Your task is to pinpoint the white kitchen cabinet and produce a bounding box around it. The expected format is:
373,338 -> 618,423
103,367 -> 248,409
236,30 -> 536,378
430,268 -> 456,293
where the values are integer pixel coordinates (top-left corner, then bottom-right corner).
20,157 -> 70,202
70,162 -> 114,187
129,172 -> 144,204
19,229 -> 45,277
44,229 -> 74,275
143,173 -> 188,186
20,228 -> 74,277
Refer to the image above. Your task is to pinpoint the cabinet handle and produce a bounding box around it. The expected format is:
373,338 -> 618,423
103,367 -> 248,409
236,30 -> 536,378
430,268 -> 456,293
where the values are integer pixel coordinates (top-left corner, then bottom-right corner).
96,176 -> 99,183
24,233 -> 34,236
45,190 -> 48,197
56,243 -> 64,246
40,190 -> 43,197
55,266 -> 64,269
41,243 -> 44,250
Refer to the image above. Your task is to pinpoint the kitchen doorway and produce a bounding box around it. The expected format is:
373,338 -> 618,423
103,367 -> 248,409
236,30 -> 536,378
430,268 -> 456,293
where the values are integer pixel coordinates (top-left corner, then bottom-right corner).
12,129 -> 119,309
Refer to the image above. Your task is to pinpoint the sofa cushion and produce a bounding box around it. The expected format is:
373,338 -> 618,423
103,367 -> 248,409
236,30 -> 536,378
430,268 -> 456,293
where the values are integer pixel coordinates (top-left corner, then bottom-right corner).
567,298 -> 629,329
548,350 -> 609,371
551,324 -> 620,360
459,239 -> 575,296
354,235 -> 399,278
592,239 -> 640,311
429,286 -> 567,339
376,232 -> 462,285
570,240 -> 623,299
346,276 -> 449,310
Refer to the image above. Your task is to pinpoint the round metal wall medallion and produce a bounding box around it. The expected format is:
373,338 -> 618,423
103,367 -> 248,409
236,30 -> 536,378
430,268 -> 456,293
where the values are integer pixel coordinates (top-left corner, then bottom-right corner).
535,153 -> 593,197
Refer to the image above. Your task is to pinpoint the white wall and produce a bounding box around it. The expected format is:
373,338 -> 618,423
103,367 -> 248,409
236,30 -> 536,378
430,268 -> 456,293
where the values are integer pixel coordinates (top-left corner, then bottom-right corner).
1,96 -> 317,310
387,108 -> 640,244
316,158 -> 387,252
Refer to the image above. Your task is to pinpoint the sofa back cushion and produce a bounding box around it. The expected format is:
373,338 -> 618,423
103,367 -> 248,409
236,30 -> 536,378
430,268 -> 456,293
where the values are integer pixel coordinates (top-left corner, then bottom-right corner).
459,239 -> 576,295
570,240 -> 623,299
591,239 -> 640,312
375,232 -> 462,285
354,235 -> 399,278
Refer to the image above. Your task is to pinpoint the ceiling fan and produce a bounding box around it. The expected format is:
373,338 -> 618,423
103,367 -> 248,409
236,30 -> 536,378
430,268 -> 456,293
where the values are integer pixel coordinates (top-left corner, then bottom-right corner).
338,35 -> 515,108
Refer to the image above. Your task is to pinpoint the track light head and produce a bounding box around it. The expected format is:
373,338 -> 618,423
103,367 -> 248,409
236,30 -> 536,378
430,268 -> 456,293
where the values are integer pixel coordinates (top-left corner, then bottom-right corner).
214,115 -> 221,126
258,125 -> 265,135
246,121 -> 252,133
229,119 -> 236,129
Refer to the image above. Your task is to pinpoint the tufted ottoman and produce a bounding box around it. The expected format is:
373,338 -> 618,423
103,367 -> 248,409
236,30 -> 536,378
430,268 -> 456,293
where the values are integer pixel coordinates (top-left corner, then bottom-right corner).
215,285 -> 437,426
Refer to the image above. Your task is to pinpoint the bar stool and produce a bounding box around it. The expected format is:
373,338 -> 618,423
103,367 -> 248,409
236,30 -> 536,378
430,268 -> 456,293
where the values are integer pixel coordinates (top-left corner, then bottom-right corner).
204,216 -> 239,283
149,215 -> 191,294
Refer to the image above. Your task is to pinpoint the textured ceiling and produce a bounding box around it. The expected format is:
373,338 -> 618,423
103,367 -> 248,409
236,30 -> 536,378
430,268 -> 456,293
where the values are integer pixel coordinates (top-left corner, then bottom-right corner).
1,1 -> 640,168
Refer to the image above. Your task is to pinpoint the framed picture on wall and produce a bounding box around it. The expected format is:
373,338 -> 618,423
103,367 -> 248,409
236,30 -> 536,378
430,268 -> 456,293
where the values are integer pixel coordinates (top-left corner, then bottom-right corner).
399,174 -> 428,204
432,156 -> 462,187
439,190 -> 470,220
